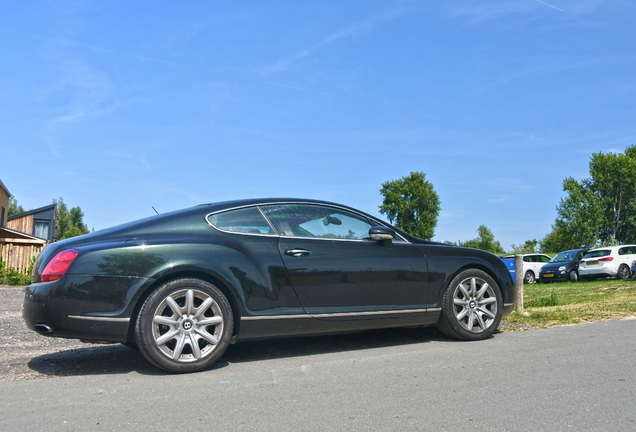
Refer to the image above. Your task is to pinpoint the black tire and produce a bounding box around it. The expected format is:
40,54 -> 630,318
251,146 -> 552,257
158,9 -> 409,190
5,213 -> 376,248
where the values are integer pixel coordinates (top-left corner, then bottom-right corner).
569,270 -> 579,282
135,278 -> 234,373
524,271 -> 535,284
437,269 -> 503,341
617,265 -> 630,280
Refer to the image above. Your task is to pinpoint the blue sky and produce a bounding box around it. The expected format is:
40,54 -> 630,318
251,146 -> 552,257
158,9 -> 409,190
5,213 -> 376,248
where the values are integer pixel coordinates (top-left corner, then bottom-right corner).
1,1 -> 635,250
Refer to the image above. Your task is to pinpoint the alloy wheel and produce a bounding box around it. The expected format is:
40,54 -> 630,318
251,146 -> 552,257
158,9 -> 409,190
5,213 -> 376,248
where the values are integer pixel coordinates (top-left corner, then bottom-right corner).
152,289 -> 224,362
452,277 -> 498,333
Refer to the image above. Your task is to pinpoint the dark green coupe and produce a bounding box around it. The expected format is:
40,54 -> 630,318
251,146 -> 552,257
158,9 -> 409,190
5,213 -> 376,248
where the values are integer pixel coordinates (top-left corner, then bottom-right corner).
23,198 -> 514,373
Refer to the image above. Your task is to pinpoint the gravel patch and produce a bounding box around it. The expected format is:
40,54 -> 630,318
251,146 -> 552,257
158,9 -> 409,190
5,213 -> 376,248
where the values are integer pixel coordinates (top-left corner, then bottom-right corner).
0,285 -> 152,381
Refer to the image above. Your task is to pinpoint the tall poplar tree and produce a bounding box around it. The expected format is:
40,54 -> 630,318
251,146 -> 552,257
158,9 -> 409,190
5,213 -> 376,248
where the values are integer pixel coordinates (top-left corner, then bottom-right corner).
379,172 -> 441,240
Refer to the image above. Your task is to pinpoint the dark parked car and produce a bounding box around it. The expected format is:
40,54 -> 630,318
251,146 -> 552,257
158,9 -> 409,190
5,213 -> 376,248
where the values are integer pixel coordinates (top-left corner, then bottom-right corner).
538,249 -> 588,282
23,198 -> 514,373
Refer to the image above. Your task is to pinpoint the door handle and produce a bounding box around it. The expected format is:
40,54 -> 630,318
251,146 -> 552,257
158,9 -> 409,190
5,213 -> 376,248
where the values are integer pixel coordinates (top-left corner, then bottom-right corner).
285,248 -> 311,257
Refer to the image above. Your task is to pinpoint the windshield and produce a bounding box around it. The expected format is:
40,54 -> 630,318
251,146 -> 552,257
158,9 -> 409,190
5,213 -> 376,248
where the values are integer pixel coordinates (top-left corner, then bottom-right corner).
549,251 -> 578,263
583,249 -> 611,259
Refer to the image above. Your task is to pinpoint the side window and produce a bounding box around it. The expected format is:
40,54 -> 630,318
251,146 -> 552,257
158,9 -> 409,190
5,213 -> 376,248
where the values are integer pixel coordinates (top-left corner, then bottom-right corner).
207,207 -> 275,235
577,252 -> 585,260
261,204 -> 373,240
540,255 -> 551,263
619,248 -> 627,255
523,256 -> 530,262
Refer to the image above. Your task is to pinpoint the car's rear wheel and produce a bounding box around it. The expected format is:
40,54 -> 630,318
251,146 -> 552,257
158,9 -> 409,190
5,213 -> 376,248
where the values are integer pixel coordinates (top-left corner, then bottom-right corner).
617,265 -> 630,279
135,278 -> 233,373
569,270 -> 579,282
524,271 -> 535,284
437,269 -> 503,341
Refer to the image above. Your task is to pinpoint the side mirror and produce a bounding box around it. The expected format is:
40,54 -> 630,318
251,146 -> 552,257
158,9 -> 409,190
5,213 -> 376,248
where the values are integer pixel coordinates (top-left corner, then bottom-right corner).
369,226 -> 396,248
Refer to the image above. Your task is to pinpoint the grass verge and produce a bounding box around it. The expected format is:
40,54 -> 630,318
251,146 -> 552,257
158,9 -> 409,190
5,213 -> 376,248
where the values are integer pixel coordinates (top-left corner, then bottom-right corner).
503,278 -> 636,329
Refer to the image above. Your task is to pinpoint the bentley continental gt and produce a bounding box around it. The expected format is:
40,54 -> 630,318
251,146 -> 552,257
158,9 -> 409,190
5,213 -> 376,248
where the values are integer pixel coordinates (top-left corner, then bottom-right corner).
23,199 -> 514,373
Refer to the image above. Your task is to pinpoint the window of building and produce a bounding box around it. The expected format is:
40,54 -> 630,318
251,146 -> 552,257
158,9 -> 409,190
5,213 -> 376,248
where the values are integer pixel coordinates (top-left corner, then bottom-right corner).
34,220 -> 49,240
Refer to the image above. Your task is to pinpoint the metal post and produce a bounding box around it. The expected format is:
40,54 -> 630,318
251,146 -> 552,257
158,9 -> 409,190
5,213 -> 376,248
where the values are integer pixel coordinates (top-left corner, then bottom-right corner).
515,254 -> 524,313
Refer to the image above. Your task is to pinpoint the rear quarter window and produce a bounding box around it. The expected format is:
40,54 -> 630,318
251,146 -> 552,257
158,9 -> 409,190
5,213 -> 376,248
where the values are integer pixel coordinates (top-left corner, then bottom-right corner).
207,207 -> 275,235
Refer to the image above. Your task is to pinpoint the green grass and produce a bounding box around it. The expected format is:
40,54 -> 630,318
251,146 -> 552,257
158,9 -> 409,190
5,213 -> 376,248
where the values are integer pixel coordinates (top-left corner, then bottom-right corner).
504,278 -> 636,328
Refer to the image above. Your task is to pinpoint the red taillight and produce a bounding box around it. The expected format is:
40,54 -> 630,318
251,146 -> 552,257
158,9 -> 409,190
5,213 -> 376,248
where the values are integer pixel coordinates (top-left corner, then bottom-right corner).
598,257 -> 614,262
41,249 -> 79,282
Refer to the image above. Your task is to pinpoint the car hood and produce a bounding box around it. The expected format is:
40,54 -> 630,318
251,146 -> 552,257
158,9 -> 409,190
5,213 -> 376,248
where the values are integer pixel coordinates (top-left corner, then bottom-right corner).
541,261 -> 576,271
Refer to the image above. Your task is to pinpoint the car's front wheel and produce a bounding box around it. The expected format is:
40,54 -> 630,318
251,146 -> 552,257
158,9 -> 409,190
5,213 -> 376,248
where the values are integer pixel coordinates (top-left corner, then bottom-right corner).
569,270 -> 579,282
135,278 -> 233,373
437,269 -> 503,341
524,271 -> 535,284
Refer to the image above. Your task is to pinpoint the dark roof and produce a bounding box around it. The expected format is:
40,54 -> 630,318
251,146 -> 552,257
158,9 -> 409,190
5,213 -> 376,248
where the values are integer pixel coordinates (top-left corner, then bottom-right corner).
0,226 -> 46,242
7,204 -> 57,221
0,179 -> 10,197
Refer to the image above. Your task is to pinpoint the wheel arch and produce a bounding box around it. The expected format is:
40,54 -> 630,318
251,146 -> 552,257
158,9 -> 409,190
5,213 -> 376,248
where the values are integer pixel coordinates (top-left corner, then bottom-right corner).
126,270 -> 243,344
439,263 -> 509,305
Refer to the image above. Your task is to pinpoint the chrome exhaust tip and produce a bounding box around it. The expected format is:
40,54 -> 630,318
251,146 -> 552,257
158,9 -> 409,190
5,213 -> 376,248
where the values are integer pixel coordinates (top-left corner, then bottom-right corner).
34,324 -> 54,334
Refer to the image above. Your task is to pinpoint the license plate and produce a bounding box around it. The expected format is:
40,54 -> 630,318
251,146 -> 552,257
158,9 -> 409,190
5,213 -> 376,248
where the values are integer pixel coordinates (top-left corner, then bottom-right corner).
588,260 -> 599,265
544,274 -> 554,278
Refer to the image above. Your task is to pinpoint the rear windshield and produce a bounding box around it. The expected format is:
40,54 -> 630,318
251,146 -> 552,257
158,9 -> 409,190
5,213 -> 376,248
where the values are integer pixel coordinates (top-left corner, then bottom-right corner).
583,250 -> 611,259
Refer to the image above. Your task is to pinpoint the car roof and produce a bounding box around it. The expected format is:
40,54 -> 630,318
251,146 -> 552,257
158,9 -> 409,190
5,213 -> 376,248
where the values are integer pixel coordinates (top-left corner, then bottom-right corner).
199,198 -> 367,214
585,244 -> 636,252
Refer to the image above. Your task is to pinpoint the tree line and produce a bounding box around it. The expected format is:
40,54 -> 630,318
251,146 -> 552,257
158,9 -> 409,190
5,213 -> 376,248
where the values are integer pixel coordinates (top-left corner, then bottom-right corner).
379,144 -> 636,254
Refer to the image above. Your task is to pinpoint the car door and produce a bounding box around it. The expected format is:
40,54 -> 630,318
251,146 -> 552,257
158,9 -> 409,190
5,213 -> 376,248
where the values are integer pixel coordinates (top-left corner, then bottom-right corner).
618,246 -> 636,270
260,204 -> 429,320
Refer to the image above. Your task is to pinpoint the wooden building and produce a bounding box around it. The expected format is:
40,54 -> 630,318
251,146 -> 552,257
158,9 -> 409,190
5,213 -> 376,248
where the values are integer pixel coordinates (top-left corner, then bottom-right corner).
0,179 -> 9,228
0,178 -> 50,274
0,227 -> 46,274
7,204 -> 58,243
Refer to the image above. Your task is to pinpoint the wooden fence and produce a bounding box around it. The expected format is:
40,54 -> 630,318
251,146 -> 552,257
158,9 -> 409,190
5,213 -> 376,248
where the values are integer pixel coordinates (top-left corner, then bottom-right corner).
0,243 -> 43,274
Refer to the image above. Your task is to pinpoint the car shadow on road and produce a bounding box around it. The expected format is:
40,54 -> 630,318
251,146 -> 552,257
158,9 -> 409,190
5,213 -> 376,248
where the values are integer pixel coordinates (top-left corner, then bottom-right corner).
27,326 -> 464,378
224,326 -> 456,364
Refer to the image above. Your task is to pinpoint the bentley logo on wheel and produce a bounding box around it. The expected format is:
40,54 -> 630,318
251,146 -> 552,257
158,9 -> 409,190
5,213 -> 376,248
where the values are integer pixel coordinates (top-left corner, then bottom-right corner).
183,321 -> 193,330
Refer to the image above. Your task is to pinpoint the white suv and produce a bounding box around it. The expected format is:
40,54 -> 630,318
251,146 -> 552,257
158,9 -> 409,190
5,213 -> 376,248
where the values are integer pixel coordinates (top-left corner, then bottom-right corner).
579,245 -> 636,280
499,253 -> 552,284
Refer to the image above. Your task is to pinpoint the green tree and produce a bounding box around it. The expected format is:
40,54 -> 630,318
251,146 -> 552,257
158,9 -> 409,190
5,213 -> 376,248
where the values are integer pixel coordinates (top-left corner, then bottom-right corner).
53,197 -> 90,239
7,197 -> 25,217
379,172 -> 441,240
511,238 -> 539,254
543,145 -> 636,251
588,147 -> 636,243
541,177 -> 604,251
459,225 -> 504,254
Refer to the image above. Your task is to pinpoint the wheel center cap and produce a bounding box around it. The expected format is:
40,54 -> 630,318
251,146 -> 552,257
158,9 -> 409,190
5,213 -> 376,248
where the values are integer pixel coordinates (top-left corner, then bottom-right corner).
468,300 -> 477,309
182,319 -> 194,331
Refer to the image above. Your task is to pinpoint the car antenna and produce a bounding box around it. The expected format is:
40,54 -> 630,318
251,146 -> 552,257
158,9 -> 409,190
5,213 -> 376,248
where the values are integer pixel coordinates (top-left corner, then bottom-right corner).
152,206 -> 159,215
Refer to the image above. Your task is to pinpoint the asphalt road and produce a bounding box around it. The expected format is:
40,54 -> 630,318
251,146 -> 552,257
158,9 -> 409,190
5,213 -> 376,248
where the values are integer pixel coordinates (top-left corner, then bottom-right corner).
1,318 -> 634,431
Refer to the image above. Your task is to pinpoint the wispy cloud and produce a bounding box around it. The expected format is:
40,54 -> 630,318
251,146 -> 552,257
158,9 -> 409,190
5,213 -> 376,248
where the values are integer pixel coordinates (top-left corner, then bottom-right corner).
31,34 -> 189,68
105,151 -> 153,170
535,0 -> 564,12
50,61 -> 114,124
470,58 -> 595,96
260,8 -> 405,74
